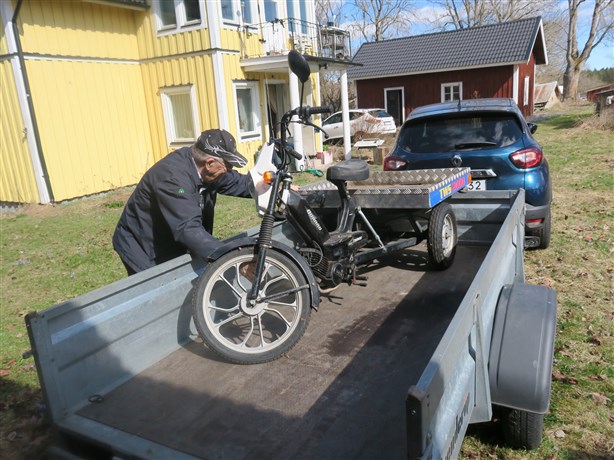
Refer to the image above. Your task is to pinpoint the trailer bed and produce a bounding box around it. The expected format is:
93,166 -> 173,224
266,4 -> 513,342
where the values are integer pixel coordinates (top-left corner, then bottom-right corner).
77,245 -> 488,459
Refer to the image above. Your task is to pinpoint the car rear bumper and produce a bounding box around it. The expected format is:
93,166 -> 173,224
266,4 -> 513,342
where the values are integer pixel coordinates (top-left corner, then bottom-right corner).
525,202 -> 550,226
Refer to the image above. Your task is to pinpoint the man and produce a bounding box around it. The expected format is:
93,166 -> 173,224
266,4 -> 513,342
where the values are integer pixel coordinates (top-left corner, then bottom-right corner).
113,129 -> 252,275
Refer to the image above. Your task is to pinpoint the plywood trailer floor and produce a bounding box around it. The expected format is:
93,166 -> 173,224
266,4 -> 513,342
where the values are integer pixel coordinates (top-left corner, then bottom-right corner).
79,245 -> 488,460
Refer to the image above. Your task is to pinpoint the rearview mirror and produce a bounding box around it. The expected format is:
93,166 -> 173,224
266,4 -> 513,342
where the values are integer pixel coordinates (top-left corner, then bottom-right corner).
527,122 -> 538,134
288,50 -> 310,83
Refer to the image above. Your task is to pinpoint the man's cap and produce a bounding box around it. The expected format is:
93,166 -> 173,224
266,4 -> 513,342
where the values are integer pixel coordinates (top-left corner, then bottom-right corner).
195,129 -> 248,168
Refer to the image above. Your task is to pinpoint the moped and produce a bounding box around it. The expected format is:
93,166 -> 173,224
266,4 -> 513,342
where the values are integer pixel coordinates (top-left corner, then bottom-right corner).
192,51 -> 460,364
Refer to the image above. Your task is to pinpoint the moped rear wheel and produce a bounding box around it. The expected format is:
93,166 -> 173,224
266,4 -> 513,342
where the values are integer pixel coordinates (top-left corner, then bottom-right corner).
192,248 -> 311,364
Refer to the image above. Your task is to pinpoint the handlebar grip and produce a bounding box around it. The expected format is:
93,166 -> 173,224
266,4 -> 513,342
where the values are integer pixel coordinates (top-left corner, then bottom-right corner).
306,105 -> 333,116
288,149 -> 303,161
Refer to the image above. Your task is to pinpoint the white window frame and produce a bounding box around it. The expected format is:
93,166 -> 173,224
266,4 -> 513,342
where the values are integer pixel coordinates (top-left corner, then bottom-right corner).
152,0 -> 206,36
441,82 -> 462,102
221,0 -> 256,28
233,81 -> 261,141
523,76 -> 530,106
160,85 -> 201,147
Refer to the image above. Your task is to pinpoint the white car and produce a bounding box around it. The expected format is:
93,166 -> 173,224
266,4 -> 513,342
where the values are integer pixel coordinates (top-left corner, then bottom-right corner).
321,109 -> 397,141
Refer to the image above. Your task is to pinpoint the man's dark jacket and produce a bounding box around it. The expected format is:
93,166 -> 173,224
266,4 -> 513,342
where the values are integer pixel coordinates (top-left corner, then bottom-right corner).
113,146 -> 251,273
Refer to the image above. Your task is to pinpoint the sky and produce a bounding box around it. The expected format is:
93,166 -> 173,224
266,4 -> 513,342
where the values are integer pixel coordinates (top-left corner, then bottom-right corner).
332,0 -> 613,70
586,42 -> 613,70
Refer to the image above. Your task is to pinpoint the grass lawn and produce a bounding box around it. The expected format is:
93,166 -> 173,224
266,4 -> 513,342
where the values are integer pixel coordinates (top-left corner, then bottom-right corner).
1,103 -> 612,458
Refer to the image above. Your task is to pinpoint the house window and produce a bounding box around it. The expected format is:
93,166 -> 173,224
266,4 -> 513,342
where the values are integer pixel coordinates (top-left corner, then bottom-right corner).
221,0 -> 254,25
234,81 -> 261,140
153,0 -> 204,34
286,0 -> 309,33
161,86 -> 200,145
523,76 -> 530,106
264,0 -> 277,21
441,82 -> 462,102
299,0 -> 308,33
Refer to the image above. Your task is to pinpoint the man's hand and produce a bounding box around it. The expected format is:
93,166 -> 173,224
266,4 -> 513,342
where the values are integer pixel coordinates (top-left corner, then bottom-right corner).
239,261 -> 257,282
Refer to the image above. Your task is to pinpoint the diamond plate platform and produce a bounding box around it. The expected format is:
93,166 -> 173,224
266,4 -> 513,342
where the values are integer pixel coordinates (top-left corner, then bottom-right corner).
299,167 -> 471,209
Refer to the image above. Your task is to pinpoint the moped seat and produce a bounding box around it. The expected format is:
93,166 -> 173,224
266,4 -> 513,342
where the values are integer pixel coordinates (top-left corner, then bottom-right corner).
326,159 -> 370,182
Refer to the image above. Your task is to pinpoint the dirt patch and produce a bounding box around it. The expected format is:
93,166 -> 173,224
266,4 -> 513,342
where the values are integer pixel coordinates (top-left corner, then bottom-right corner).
578,110 -> 614,131
1,187 -> 134,219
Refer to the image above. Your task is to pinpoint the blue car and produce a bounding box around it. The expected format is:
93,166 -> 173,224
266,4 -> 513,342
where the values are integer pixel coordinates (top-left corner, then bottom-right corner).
384,98 -> 552,249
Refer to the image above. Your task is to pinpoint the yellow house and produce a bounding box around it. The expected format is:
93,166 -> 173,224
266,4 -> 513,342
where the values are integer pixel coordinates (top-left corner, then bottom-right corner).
0,0 -> 352,204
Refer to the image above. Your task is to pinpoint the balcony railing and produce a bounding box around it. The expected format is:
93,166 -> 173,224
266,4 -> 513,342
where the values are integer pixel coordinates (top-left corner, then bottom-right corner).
241,18 -> 352,61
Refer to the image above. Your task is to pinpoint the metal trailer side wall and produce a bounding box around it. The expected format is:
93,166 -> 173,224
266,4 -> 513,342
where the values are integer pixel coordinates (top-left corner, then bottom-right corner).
406,189 -> 526,459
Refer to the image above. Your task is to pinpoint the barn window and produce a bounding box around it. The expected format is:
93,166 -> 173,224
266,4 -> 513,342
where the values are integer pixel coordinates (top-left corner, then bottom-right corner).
234,81 -> 261,140
160,86 -> 200,146
441,82 -> 462,102
524,76 -> 530,106
153,0 -> 205,35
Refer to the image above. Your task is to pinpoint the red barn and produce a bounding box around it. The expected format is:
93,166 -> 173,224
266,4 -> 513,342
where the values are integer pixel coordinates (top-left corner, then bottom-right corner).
348,17 -> 548,122
586,84 -> 614,102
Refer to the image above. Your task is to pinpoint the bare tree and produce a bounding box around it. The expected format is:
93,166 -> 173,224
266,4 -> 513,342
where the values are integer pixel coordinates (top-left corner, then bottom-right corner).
427,0 -> 553,30
563,0 -> 614,100
537,14 -> 569,83
315,0 -> 344,26
350,0 -> 415,42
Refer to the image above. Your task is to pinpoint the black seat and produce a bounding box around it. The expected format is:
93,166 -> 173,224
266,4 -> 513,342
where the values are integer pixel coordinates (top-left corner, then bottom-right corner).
326,159 -> 370,182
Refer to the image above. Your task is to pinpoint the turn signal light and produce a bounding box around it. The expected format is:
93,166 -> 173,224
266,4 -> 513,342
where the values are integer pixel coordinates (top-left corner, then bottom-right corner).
510,148 -> 543,168
263,171 -> 276,184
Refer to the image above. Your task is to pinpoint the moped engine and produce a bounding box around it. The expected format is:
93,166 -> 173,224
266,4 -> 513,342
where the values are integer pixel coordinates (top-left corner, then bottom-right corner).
299,230 -> 368,287
299,246 -> 352,286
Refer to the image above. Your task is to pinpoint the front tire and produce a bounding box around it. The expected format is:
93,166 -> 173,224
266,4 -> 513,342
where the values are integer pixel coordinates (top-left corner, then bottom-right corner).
427,203 -> 458,270
192,248 -> 311,364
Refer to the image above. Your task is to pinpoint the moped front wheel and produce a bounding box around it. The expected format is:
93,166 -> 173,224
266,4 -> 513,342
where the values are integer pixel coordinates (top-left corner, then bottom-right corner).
192,248 -> 311,364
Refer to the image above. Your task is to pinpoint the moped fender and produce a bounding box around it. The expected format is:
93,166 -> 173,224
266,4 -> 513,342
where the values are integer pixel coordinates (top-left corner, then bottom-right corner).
206,237 -> 321,311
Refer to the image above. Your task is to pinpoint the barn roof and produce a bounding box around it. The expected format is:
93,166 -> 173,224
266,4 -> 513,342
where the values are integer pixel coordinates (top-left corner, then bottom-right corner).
348,16 -> 547,80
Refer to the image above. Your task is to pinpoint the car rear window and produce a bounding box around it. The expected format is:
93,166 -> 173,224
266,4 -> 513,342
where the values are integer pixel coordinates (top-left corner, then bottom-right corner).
369,110 -> 391,118
398,113 -> 523,153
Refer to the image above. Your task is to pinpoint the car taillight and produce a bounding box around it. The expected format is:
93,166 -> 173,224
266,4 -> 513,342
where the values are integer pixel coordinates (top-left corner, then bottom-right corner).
510,147 -> 543,168
365,116 -> 381,124
526,218 -> 544,227
383,156 -> 408,171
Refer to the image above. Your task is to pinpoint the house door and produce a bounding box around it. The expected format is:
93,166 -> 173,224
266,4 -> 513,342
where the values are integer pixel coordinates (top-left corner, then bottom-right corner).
266,83 -> 288,139
385,88 -> 404,126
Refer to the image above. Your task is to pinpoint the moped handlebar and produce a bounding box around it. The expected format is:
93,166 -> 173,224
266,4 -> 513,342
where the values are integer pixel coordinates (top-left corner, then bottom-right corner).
288,148 -> 303,161
298,105 -> 333,118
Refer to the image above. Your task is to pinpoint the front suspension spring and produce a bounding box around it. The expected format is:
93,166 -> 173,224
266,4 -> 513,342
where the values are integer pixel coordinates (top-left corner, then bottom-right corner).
258,214 -> 275,248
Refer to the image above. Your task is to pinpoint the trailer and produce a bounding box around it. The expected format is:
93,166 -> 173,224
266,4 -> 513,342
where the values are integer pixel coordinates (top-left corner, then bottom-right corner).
25,189 -> 556,459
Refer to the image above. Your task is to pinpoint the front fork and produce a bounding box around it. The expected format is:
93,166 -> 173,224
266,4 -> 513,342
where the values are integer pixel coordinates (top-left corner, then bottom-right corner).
247,173 -> 293,303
